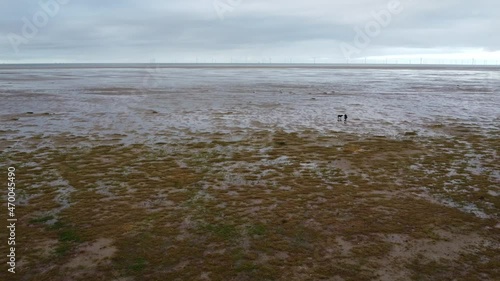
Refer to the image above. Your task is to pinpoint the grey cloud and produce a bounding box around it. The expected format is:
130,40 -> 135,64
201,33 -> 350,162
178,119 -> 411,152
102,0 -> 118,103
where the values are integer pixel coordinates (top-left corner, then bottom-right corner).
1,0 -> 499,63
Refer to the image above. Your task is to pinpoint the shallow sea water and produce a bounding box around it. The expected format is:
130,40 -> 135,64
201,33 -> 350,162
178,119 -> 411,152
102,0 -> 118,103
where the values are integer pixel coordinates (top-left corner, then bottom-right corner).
1,64 -> 499,145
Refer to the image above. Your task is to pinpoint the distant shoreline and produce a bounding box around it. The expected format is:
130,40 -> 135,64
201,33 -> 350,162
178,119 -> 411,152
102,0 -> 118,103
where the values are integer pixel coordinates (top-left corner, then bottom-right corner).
1,63 -> 500,71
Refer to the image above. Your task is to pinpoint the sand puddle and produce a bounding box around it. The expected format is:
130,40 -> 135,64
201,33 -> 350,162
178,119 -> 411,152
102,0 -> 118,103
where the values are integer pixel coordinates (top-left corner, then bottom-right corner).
62,238 -> 117,277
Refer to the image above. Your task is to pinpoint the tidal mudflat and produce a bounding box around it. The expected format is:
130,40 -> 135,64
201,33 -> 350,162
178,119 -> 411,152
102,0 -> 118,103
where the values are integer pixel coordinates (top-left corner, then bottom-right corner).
0,65 -> 499,280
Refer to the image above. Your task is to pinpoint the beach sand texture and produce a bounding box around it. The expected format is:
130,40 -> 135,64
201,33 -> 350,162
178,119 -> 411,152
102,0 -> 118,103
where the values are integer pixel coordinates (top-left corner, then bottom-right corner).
0,65 -> 499,280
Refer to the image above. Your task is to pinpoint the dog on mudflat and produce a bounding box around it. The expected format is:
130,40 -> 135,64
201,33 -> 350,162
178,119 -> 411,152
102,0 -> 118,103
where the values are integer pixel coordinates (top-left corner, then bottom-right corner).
337,114 -> 344,121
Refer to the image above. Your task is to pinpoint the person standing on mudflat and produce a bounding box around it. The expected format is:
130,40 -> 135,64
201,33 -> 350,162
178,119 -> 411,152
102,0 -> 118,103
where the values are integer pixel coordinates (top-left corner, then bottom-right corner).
344,114 -> 348,122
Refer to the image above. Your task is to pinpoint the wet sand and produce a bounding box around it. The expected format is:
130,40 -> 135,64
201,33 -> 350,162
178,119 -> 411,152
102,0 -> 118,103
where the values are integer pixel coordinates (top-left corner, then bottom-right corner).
0,65 -> 499,280
1,65 -> 499,147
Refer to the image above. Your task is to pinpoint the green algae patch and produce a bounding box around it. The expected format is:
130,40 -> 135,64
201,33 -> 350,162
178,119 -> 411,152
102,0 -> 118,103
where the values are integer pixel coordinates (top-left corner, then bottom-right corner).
1,128 -> 499,280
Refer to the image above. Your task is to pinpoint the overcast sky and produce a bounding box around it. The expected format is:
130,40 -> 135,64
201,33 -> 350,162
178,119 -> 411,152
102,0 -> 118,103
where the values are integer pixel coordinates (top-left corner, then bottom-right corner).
1,0 -> 500,64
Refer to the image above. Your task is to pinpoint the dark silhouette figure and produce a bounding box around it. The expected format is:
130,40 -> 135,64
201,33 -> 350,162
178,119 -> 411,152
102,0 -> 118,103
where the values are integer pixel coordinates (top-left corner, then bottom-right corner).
337,115 -> 344,121
344,114 -> 348,122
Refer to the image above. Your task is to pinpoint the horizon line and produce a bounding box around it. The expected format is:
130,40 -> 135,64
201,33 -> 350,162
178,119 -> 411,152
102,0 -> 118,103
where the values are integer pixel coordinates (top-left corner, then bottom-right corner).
1,62 -> 499,69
